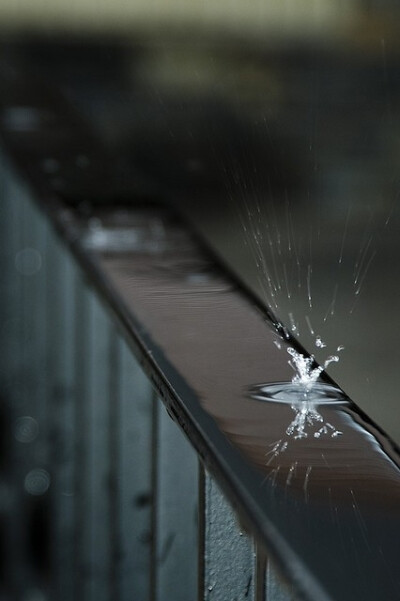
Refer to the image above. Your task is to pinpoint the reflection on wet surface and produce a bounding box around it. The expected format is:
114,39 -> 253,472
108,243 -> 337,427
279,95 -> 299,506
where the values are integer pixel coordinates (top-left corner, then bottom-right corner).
250,381 -> 345,440
82,206 -> 400,600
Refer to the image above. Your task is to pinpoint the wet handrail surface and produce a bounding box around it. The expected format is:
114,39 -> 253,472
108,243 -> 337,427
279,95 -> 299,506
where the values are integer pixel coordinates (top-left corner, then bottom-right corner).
1,61 -> 400,601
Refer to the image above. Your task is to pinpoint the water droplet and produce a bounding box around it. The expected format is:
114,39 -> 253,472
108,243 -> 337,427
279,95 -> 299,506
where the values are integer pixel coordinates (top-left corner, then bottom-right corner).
288,312 -> 299,335
324,355 -> 339,368
315,336 -> 326,348
15,248 -> 42,275
24,469 -> 50,496
14,416 -> 39,443
305,315 -> 315,336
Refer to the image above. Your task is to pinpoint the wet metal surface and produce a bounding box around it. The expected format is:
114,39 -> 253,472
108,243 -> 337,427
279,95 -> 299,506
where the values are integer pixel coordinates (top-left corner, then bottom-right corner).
73,207 -> 400,601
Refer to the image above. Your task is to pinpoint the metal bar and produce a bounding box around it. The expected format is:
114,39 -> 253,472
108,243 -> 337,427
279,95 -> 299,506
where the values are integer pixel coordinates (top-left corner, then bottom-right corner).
108,328 -> 121,601
0,162 -> 26,405
0,155 -> 32,597
255,546 -> 266,601
254,549 -> 296,601
20,193 -> 48,448
82,291 -> 113,601
153,399 -> 199,601
73,272 -> 90,601
117,336 -> 153,601
265,559 -> 295,601
200,469 -> 255,601
21,191 -> 52,594
46,229 -> 77,601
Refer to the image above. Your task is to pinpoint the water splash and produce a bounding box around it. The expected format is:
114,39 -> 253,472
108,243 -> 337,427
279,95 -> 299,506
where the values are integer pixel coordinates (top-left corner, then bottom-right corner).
287,345 -> 339,392
251,338 -> 345,447
287,346 -> 323,391
285,398 -> 324,439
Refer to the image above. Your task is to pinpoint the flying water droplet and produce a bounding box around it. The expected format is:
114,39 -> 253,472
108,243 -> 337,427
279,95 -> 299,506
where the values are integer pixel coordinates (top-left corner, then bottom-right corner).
305,315 -> 314,336
307,264 -> 312,308
288,312 -> 299,337
324,355 -> 339,368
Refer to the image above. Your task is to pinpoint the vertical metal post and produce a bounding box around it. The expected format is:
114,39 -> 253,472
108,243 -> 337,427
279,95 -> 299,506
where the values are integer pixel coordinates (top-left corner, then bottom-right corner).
255,545 -> 296,601
46,230 -> 77,601
265,559 -> 295,601
116,337 -> 154,601
73,272 -> 90,601
0,166 -> 43,596
19,196 -> 48,450
0,155 -> 23,400
152,400 -> 199,601
20,199 -> 52,595
199,470 -> 255,601
80,291 -> 113,601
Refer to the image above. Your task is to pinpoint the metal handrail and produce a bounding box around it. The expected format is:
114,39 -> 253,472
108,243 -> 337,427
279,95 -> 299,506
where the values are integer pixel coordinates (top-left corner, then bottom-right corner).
1,55 -> 400,601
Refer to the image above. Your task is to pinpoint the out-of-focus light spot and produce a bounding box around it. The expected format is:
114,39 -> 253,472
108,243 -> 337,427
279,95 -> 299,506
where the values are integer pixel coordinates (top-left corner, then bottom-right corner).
41,158 -> 60,174
24,469 -> 50,496
15,248 -> 42,275
14,416 -> 39,443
